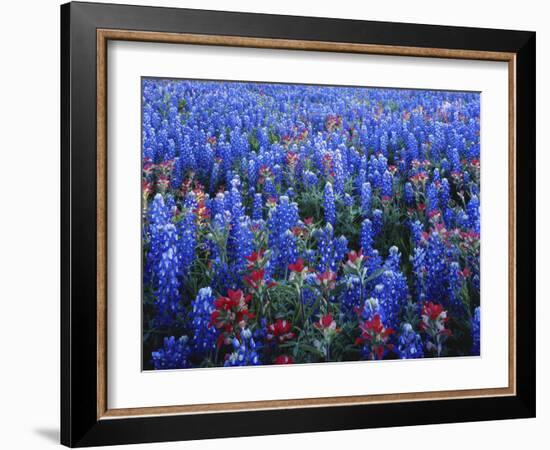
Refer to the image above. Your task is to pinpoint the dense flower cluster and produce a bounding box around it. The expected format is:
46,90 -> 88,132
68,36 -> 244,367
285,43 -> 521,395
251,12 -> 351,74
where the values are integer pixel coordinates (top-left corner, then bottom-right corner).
142,79 -> 481,369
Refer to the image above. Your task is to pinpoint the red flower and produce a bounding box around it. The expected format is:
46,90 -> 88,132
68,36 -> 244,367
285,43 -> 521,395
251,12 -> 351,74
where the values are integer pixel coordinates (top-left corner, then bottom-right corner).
303,217 -> 314,226
288,258 -> 305,273
347,250 -> 362,264
286,152 -> 299,167
419,302 -> 451,337
258,165 -> 273,184
420,302 -> 452,355
274,355 -> 295,365
210,289 -> 254,335
267,319 -> 295,343
356,314 -> 395,360
315,270 -> 337,291
245,250 -> 265,268
142,180 -> 153,198
143,161 -> 155,176
360,314 -> 395,339
314,314 -> 336,330
345,250 -> 365,273
421,301 -> 446,321
244,269 -> 265,289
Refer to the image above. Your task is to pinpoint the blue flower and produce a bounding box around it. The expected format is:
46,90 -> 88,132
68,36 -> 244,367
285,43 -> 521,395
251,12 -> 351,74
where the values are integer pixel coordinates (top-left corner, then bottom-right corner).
252,192 -> 264,221
323,181 -> 336,226
467,195 -> 480,233
404,182 -> 414,206
360,219 -> 374,254
372,209 -> 383,236
153,223 -> 183,326
190,287 -> 218,357
471,307 -> 480,355
224,329 -> 262,366
152,336 -> 192,370
397,323 -> 424,359
360,182 -> 372,216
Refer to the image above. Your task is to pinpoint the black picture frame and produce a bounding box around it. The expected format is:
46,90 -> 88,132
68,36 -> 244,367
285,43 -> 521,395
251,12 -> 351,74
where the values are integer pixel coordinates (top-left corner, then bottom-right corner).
61,1 -> 536,447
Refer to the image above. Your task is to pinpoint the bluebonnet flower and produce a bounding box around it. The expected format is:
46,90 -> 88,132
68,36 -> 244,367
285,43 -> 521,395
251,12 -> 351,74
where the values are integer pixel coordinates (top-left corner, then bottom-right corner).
360,219 -> 374,254
279,230 -> 299,273
252,192 -> 263,221
333,150 -> 345,196
372,209 -> 383,236
340,274 -> 362,316
423,232 -> 447,301
268,196 -> 299,276
404,182 -> 414,206
224,330 -> 261,366
406,132 -> 419,167
449,147 -> 461,173
154,223 -> 182,326
369,269 -> 408,330
361,296 -> 382,321
152,336 -> 192,369
247,158 -> 258,188
384,245 -> 402,271
397,323 -> 424,359
229,216 -> 254,274
323,182 -> 336,226
210,192 -> 226,221
343,193 -> 353,207
426,182 -> 439,214
382,170 -> 393,199
360,182 -> 372,216
467,195 -> 480,233
263,177 -> 277,198
190,287 -> 218,357
316,224 -> 346,272
471,306 -> 480,355
177,209 -> 196,277
440,178 -> 450,207
145,193 -> 169,284
303,170 -> 319,188
409,220 -> 424,246
447,261 -> 465,317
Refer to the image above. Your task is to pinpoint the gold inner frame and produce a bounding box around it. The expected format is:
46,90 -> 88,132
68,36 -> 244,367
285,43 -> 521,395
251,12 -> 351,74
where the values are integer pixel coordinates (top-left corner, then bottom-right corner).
96,29 -> 517,420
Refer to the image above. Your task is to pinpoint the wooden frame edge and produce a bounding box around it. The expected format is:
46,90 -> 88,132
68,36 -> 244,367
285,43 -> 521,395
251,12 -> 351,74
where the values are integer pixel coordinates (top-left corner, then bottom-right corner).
97,29 -> 108,419
96,28 -> 517,420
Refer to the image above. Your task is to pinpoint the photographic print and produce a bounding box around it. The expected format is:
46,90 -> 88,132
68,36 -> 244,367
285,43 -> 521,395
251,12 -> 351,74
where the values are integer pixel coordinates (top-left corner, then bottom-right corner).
141,78 -> 481,370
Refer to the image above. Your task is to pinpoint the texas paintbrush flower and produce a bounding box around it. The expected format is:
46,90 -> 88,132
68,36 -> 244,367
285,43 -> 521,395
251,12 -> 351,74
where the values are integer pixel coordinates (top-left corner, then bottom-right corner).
266,319 -> 296,343
243,268 -> 276,291
419,301 -> 452,356
344,250 -> 365,275
356,314 -> 395,360
289,258 -> 311,289
245,249 -> 267,270
210,289 -> 255,335
313,313 -> 341,361
314,313 -> 340,338
315,270 -> 337,291
274,355 -> 295,364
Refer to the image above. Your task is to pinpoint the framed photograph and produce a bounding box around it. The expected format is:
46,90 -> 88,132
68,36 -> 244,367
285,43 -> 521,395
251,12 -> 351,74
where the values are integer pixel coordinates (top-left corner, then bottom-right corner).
61,1 -> 536,447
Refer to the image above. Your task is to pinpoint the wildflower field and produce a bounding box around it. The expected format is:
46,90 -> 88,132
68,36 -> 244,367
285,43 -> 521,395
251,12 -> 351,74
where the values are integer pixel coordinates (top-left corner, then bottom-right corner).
142,78 -> 481,370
